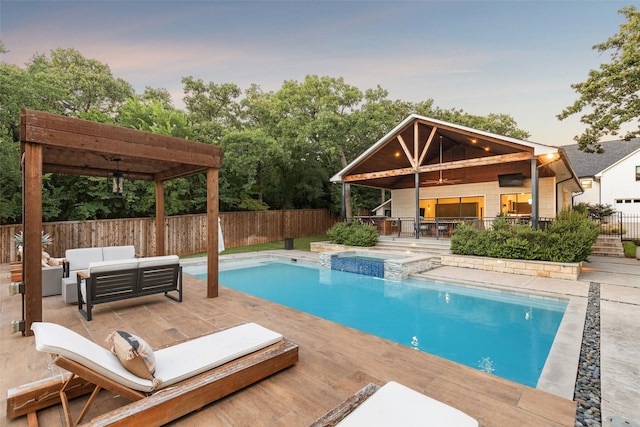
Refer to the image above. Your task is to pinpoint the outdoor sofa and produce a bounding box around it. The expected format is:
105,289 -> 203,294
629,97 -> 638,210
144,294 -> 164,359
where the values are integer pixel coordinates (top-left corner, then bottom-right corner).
77,255 -> 182,321
62,245 -> 138,304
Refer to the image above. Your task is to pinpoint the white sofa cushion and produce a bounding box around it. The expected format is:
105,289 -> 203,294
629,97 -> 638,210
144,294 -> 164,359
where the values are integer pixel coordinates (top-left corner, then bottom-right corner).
137,255 -> 179,269
32,322 -> 284,393
88,259 -> 140,274
66,247 -> 104,273
102,245 -> 136,261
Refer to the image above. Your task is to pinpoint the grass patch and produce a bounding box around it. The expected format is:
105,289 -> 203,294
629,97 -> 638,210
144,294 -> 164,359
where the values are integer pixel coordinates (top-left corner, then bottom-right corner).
181,235 -> 328,258
622,240 -> 637,258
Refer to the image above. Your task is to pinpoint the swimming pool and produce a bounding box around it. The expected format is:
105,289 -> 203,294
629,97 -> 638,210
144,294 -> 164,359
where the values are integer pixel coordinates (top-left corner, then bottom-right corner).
186,259 -> 567,387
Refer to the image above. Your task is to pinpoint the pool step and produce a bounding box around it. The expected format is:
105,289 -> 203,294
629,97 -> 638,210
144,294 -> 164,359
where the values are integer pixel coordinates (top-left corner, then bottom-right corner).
374,237 -> 451,256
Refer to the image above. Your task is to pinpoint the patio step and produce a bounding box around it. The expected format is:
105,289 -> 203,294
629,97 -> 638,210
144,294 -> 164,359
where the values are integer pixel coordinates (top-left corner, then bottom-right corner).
374,237 -> 451,256
591,236 -> 625,257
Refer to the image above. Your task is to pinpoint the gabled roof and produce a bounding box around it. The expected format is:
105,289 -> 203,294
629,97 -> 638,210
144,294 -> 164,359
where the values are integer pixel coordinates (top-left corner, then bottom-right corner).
562,138 -> 640,178
331,114 -> 581,192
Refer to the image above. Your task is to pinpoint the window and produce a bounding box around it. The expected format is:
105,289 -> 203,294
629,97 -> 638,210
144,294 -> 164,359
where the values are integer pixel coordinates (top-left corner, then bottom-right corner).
500,193 -> 532,217
636,165 -> 640,181
419,196 -> 485,219
581,179 -> 592,189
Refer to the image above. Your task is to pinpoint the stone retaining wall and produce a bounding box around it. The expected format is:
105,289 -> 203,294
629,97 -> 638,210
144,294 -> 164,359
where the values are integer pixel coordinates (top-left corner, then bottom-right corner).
441,254 -> 581,280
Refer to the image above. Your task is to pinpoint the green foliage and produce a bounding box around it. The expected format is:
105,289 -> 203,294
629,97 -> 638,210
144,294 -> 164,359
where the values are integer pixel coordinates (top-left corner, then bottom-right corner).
14,231 -> 53,247
574,202 -> 616,221
0,126 -> 22,224
622,241 -> 637,258
449,223 -> 480,254
451,211 -> 599,263
1,46 -> 532,224
558,6 -> 640,152
326,222 -> 352,244
326,222 -> 378,247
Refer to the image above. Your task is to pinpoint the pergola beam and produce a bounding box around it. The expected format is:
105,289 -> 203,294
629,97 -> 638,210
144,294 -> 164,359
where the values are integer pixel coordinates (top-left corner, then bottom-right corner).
343,152 -> 532,183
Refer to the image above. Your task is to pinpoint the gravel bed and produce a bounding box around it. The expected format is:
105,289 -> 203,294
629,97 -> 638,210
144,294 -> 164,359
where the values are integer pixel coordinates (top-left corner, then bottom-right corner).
574,282 -> 601,427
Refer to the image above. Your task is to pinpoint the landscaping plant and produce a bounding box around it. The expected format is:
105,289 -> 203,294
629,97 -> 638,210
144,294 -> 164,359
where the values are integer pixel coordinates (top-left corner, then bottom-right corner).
451,211 -> 599,263
326,221 -> 379,247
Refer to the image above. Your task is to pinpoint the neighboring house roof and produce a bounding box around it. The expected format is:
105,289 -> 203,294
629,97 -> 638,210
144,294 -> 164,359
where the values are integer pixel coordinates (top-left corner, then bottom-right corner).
562,138 -> 640,178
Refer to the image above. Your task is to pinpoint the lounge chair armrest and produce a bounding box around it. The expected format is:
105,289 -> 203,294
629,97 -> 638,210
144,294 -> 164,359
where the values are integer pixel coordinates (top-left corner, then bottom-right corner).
77,271 -> 89,279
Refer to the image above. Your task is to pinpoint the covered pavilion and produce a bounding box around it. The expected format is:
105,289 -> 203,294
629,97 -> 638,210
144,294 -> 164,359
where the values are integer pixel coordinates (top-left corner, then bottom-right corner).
18,109 -> 222,336
331,114 -> 582,233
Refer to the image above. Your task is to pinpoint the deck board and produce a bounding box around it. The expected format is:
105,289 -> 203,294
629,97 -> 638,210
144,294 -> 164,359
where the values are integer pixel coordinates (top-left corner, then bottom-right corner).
1,263 -> 575,426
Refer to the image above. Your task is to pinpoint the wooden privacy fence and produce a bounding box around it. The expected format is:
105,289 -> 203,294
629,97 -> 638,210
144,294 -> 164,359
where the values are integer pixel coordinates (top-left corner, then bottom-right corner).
0,209 -> 336,264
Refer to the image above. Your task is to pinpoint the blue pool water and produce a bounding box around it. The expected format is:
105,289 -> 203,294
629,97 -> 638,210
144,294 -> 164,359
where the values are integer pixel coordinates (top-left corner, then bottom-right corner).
189,260 -> 567,387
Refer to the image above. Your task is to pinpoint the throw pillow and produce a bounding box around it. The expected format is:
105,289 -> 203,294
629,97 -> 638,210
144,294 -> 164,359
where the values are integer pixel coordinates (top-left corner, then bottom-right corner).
106,331 -> 162,390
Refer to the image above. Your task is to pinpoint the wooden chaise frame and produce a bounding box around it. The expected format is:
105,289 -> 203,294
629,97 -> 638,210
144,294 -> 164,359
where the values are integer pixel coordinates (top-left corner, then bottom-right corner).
7,339 -> 298,426
308,383 -> 381,427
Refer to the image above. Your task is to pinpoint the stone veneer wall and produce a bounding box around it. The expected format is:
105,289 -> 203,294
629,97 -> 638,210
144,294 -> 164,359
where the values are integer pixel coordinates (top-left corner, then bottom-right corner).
441,254 -> 581,280
316,247 -> 436,280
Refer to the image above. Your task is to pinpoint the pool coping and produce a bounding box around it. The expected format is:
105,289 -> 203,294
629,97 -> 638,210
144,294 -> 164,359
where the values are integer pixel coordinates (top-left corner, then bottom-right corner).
181,251 -> 586,400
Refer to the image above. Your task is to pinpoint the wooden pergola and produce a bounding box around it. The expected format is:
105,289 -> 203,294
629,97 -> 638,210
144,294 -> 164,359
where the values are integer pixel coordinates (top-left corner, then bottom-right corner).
19,109 -> 222,336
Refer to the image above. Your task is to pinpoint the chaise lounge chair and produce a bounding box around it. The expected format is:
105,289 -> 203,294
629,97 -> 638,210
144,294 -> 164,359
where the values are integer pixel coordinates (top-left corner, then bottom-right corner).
7,322 -> 298,426
310,381 -> 478,427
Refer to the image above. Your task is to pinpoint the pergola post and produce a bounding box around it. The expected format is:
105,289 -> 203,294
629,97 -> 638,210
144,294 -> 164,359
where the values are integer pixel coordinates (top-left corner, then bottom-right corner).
207,168 -> 219,298
23,141 -> 43,336
155,180 -> 165,256
531,157 -> 539,230
414,170 -> 420,239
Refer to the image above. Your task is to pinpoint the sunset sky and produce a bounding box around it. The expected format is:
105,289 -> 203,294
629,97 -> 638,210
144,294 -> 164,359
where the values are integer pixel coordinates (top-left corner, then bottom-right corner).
0,0 -> 631,145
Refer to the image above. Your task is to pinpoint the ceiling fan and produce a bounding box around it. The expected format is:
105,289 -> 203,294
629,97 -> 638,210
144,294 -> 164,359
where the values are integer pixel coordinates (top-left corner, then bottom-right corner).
422,136 -> 461,185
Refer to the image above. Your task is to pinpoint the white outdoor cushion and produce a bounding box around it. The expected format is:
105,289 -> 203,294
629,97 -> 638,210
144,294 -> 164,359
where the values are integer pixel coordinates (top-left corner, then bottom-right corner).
337,381 -> 478,427
137,255 -> 179,269
88,259 -> 140,274
65,247 -> 104,272
31,322 -> 284,393
102,245 -> 136,261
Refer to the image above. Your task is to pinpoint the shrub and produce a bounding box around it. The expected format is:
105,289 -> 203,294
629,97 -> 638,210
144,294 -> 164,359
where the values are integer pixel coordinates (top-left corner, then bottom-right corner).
451,210 -> 599,263
622,241 -> 637,258
449,224 -> 479,255
326,221 -> 378,247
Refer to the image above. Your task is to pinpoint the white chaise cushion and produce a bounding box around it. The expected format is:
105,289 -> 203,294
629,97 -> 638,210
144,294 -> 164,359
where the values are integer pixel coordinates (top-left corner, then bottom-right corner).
137,255 -> 179,268
102,245 -> 136,261
31,322 -> 283,393
337,381 -> 478,427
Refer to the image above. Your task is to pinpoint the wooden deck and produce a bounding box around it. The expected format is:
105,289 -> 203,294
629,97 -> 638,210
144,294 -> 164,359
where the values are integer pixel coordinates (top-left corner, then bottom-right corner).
1,263 -> 576,426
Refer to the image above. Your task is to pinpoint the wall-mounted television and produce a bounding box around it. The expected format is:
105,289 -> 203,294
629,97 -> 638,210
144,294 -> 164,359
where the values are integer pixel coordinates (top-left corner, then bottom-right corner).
498,173 -> 524,187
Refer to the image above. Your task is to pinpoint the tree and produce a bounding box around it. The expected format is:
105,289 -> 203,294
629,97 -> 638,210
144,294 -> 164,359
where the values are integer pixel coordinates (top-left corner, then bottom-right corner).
0,125 -> 22,224
557,6 -> 640,153
116,95 -> 207,217
27,48 -> 134,116
248,75 -> 365,211
181,77 -> 242,143
218,129 -> 277,211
